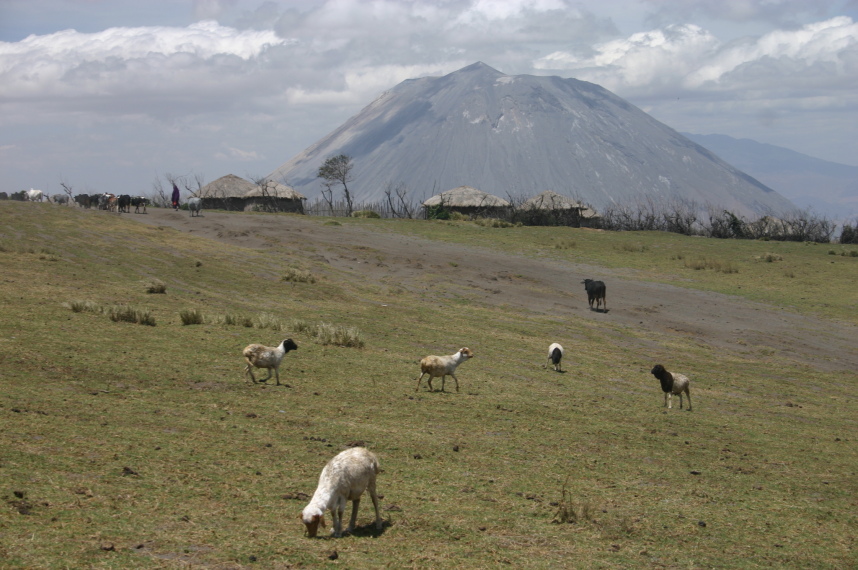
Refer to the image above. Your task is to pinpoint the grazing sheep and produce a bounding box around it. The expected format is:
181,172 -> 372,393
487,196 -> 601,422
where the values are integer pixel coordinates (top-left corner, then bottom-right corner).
242,338 -> 298,386
188,197 -> 202,217
301,447 -> 382,538
547,343 -> 564,372
651,364 -> 692,411
415,347 -> 474,393
582,279 -> 607,312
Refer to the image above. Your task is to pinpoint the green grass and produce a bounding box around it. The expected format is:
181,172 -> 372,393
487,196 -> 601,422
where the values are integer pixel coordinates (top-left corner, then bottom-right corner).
0,202 -> 855,568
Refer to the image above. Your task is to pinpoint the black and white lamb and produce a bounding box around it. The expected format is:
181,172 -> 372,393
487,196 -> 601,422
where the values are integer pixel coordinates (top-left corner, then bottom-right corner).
242,338 -> 298,386
415,347 -> 474,393
301,447 -> 382,538
547,342 -> 564,372
651,364 -> 692,411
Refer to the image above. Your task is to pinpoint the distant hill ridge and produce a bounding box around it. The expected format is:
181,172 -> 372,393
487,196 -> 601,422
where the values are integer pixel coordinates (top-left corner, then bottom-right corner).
269,62 -> 794,217
681,133 -> 858,219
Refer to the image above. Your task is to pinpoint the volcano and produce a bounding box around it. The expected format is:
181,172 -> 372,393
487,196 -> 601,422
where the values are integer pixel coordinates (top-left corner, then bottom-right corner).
268,62 -> 794,216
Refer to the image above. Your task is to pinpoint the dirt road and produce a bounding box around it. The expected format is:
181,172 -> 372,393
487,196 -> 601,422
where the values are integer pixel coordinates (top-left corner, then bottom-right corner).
130,208 -> 857,373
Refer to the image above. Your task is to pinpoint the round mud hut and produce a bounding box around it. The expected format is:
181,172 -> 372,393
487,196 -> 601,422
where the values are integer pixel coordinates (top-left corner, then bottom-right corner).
423,186 -> 511,219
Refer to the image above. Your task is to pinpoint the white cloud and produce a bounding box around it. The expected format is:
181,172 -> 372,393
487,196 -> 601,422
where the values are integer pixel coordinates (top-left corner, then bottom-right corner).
0,21 -> 290,101
535,16 -> 858,98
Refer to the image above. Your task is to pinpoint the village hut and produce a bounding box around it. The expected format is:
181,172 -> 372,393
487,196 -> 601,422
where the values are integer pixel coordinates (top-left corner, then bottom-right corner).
520,190 -> 600,227
195,175 -> 306,213
422,186 -> 510,219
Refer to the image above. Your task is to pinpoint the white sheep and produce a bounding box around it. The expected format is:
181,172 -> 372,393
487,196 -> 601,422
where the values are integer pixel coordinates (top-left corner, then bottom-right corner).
301,447 -> 382,538
547,342 -> 564,372
242,338 -> 298,386
415,347 -> 474,393
650,364 -> 692,411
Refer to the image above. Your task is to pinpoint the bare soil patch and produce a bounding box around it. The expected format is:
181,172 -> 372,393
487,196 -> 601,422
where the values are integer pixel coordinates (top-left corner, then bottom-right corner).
130,209 -> 857,372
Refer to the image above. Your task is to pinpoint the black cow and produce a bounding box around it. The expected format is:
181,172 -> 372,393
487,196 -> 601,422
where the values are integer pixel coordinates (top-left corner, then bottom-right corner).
74,194 -> 91,208
117,194 -> 131,213
582,279 -> 607,312
131,196 -> 149,213
0,192 -> 7,200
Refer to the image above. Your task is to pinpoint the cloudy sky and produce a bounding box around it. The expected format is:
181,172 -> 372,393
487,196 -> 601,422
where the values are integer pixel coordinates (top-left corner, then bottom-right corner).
1,0 -> 856,197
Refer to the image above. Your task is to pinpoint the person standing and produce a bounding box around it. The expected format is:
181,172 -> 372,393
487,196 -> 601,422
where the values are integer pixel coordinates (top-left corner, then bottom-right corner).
171,182 -> 180,210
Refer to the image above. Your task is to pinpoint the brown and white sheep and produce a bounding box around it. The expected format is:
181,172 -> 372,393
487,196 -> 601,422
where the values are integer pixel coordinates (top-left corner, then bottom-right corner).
415,347 -> 474,393
651,364 -> 692,411
242,338 -> 298,386
301,447 -> 382,538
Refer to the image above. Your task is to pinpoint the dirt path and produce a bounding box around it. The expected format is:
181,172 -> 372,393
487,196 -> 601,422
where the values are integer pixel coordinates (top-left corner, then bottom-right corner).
130,208 -> 857,373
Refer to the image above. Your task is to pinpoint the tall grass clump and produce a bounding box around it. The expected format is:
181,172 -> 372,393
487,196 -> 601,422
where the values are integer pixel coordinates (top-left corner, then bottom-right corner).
282,267 -> 316,283
64,300 -> 155,325
288,318 -> 364,347
107,305 -> 155,326
552,478 -> 592,525
65,300 -> 101,314
554,238 -> 577,249
179,309 -> 204,325
685,257 -> 738,273
146,279 -> 167,294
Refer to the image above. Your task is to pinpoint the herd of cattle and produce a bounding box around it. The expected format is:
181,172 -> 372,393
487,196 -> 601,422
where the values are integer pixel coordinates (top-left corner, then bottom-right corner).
1,188 -> 150,214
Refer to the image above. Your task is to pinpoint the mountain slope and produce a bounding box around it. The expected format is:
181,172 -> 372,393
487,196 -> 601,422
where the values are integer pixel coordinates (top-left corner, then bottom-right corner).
269,62 -> 794,216
682,133 -> 858,219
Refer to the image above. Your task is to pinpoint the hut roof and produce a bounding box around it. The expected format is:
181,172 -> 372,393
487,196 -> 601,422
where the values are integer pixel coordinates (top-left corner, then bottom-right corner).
423,186 -> 510,208
522,190 -> 583,210
196,174 -> 256,198
196,175 -> 306,200
244,182 -> 306,200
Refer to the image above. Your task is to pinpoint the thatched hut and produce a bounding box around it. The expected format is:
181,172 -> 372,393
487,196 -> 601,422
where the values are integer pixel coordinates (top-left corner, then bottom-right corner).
423,186 -> 510,219
195,174 -> 306,213
519,190 -> 600,227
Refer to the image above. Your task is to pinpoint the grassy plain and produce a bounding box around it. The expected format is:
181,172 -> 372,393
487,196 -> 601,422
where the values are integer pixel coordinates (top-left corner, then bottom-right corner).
0,201 -> 855,568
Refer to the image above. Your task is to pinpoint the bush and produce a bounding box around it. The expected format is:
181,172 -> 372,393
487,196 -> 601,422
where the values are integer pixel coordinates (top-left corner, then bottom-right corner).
426,204 -> 450,220
351,210 -> 381,219
108,305 -> 155,326
146,279 -> 167,294
474,218 -> 515,228
840,223 -> 858,244
179,309 -> 204,325
282,267 -> 316,283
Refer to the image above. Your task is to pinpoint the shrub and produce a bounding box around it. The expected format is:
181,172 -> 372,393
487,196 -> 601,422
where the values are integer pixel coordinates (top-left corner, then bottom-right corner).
351,209 -> 381,219
65,300 -> 100,314
282,267 -> 316,283
108,305 -> 155,326
426,204 -> 450,220
474,217 -> 514,228
840,223 -> 857,244
179,309 -> 204,325
685,258 -> 738,273
146,279 -> 167,294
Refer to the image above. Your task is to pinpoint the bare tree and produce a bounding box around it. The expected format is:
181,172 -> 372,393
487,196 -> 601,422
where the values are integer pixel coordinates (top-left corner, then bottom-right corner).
320,180 -> 335,214
318,154 -> 355,216
384,181 -> 416,218
152,175 -> 169,208
59,179 -> 74,198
